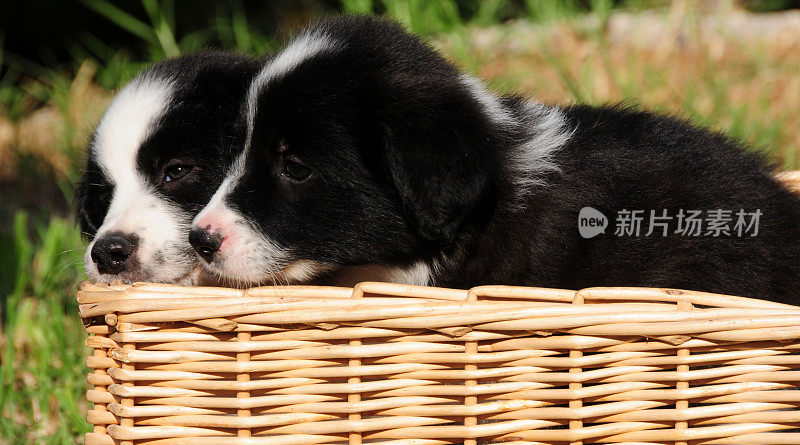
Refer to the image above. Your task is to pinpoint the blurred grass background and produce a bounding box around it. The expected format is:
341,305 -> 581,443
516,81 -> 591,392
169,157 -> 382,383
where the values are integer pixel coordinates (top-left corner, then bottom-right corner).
2,0 -> 800,442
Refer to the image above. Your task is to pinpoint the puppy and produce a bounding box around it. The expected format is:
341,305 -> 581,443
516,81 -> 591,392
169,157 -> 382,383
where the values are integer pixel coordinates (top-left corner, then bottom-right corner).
190,16 -> 800,303
76,51 -> 260,284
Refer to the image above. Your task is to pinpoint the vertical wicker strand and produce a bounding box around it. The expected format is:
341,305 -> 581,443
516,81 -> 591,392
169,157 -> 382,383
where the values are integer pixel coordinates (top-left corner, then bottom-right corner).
464,292 -> 478,445
92,332 -> 109,437
120,325 -> 135,445
569,293 -> 584,445
349,286 -> 364,445
348,340 -> 362,444
675,299 -> 692,445
237,331 -> 251,438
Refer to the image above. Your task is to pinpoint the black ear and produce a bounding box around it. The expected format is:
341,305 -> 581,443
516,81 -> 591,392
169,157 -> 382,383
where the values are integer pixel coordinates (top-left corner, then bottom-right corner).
73,173 -> 97,239
300,15 -> 503,247
73,156 -> 112,240
380,102 -> 498,248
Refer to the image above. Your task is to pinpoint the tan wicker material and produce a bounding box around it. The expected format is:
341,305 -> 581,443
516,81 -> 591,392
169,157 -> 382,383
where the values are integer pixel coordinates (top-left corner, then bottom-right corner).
79,280 -> 800,445
78,171 -> 800,444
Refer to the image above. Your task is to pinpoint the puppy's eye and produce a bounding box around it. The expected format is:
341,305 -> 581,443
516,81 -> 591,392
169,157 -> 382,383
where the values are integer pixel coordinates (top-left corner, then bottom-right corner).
164,164 -> 193,183
282,160 -> 312,182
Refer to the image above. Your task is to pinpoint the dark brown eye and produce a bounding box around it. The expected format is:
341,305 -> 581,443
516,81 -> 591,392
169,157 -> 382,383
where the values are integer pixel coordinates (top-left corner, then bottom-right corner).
283,159 -> 311,182
164,164 -> 193,183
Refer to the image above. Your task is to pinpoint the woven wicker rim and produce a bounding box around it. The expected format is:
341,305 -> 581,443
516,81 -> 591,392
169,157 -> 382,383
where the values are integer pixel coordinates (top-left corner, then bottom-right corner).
78,171 -> 800,444
80,282 -> 800,445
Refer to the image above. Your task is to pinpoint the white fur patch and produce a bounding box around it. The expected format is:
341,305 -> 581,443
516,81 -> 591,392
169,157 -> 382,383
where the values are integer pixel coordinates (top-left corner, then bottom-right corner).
381,261 -> 432,286
509,101 -> 574,196
245,30 -> 337,145
208,29 -> 337,227
190,30 -> 339,285
331,262 -> 432,287
460,74 -> 572,196
93,76 -> 174,188
85,76 -> 200,284
460,73 -> 516,127
192,198 -> 293,287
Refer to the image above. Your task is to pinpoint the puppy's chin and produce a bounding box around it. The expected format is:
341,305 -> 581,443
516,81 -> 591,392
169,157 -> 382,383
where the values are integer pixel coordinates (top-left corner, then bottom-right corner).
198,257 -> 328,288
85,257 -> 208,286
189,265 -> 236,287
198,257 -> 433,288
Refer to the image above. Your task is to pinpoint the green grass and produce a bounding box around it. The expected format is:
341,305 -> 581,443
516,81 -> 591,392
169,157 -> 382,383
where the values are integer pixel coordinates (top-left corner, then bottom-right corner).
2,1 -> 800,442
0,214 -> 87,443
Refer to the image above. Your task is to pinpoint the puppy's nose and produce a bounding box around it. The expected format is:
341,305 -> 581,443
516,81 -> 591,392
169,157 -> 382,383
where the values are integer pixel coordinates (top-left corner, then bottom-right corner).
189,227 -> 222,263
91,233 -> 137,275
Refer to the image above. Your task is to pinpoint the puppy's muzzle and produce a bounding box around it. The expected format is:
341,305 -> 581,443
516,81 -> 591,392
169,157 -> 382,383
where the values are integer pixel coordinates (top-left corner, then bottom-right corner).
91,232 -> 138,275
189,227 -> 222,263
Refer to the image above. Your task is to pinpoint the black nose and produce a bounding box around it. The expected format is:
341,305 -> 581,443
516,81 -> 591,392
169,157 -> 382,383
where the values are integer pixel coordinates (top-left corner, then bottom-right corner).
91,233 -> 137,275
189,227 -> 222,263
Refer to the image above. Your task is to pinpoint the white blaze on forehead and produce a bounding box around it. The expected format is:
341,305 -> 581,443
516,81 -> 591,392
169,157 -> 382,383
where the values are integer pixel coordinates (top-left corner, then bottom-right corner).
93,76 -> 175,187
191,31 -> 339,285
91,76 -> 176,237
212,30 -> 339,211
245,30 -> 337,135
85,76 -> 196,284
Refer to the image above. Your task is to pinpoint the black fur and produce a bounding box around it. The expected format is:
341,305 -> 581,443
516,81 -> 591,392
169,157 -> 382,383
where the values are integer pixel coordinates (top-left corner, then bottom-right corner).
227,16 -> 800,303
442,103 -> 800,302
75,51 -> 261,239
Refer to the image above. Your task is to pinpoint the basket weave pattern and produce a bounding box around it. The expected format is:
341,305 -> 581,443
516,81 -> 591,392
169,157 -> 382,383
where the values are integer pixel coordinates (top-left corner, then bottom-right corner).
79,281 -> 800,444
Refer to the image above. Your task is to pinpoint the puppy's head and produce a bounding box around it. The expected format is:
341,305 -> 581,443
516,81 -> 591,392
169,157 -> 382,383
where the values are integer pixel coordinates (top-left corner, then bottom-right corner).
76,51 -> 260,284
191,16 -> 514,286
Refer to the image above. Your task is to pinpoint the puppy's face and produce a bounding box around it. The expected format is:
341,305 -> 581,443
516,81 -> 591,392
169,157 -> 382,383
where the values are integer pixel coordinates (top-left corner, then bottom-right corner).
191,18 -> 501,286
191,83 -> 419,285
76,52 -> 259,284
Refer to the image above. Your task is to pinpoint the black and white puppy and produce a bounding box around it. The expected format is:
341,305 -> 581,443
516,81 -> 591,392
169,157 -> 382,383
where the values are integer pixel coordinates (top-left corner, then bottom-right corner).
76,51 -> 260,284
190,16 -> 800,303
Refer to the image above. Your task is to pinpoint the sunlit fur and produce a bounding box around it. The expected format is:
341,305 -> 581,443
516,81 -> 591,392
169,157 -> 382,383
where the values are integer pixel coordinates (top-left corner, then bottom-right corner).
194,16 -> 800,303
76,51 -> 260,284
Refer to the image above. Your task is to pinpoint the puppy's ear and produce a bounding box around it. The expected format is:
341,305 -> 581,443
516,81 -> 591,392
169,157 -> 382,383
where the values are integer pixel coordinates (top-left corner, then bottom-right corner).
74,154 -> 110,240
73,173 -> 97,239
380,107 -> 498,248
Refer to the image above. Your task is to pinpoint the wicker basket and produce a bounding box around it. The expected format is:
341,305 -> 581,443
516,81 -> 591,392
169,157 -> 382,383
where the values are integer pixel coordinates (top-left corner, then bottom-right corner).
79,281 -> 800,445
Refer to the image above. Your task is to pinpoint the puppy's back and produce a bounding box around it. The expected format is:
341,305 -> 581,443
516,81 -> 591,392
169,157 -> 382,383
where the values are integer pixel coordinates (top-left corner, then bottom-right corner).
533,105 -> 800,302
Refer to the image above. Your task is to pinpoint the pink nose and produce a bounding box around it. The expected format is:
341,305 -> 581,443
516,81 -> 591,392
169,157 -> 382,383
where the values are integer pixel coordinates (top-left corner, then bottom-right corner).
193,216 -> 222,235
